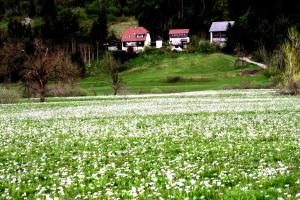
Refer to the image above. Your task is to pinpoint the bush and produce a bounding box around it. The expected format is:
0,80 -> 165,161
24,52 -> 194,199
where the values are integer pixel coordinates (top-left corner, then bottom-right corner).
190,35 -> 201,47
187,35 -> 201,53
186,45 -> 196,53
47,84 -> 88,97
263,69 -> 276,78
252,46 -> 269,64
166,76 -> 215,83
234,59 -> 248,69
166,76 -> 182,83
280,28 -> 300,95
0,88 -> 20,104
198,40 -> 216,54
251,50 -> 265,63
118,63 -> 130,72
143,45 -> 152,53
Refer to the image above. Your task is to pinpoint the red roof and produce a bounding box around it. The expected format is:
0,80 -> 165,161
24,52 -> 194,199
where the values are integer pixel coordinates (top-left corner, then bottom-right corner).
169,29 -> 190,35
121,27 -> 149,42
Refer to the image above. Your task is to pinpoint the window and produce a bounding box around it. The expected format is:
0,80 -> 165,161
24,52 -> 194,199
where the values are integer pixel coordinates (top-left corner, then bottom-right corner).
213,32 -> 227,39
123,42 -> 137,47
136,34 -> 145,39
170,33 -> 188,38
137,41 -> 145,47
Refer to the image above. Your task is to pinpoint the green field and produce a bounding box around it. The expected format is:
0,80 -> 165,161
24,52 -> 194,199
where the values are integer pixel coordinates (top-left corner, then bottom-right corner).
0,90 -> 299,199
0,52 -> 271,98
79,53 -> 271,95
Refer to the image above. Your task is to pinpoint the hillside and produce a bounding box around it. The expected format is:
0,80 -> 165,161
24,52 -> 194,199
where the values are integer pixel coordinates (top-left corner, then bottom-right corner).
78,52 -> 271,95
109,17 -> 138,38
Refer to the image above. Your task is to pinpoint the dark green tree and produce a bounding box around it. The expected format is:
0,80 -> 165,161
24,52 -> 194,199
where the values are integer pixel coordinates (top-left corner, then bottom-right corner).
7,18 -> 32,40
71,51 -> 86,77
40,0 -> 58,40
41,0 -> 57,18
90,7 -> 108,47
28,0 -> 36,17
56,9 -> 80,40
0,0 -> 5,18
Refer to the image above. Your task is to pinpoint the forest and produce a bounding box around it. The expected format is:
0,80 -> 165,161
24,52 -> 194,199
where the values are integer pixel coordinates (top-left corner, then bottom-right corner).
0,0 -> 299,52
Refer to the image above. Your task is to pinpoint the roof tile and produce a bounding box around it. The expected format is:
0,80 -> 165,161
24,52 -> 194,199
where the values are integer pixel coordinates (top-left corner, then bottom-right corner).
121,27 -> 149,42
169,29 -> 190,35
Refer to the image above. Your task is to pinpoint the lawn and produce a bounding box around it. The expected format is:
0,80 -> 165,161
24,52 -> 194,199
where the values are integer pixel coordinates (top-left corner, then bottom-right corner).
0,90 -> 299,199
78,53 -> 271,95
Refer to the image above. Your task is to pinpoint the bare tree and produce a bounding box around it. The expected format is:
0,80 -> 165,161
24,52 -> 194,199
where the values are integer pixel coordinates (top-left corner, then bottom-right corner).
103,52 -> 122,95
20,40 -> 79,102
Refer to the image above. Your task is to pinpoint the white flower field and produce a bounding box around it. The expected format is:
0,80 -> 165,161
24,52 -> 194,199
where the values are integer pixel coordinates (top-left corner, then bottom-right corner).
0,90 -> 299,199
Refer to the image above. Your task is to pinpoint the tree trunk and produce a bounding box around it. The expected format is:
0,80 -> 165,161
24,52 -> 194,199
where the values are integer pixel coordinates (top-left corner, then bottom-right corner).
40,94 -> 46,102
39,85 -> 46,103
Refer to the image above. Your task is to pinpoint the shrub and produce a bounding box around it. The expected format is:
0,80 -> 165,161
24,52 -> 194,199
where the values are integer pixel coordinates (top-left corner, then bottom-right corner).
118,63 -> 130,72
143,45 -> 152,53
252,46 -> 270,64
190,35 -> 201,47
0,88 -> 20,104
198,40 -> 216,54
262,27 -> 300,94
234,59 -> 248,69
263,69 -> 276,78
166,76 -> 182,83
187,35 -> 201,53
47,84 -> 88,97
251,50 -> 265,63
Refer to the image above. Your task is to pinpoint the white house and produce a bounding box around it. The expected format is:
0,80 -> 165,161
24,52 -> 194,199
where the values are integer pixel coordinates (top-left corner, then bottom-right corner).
209,21 -> 235,46
121,27 -> 151,53
169,29 -> 190,48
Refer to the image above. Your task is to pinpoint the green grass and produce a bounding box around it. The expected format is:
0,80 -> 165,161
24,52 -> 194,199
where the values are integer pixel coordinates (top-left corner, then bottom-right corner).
0,52 -> 271,96
78,52 -> 271,95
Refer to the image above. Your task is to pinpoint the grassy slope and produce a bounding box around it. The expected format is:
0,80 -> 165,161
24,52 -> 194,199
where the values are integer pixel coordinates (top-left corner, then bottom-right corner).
109,17 -> 138,38
78,53 -> 271,95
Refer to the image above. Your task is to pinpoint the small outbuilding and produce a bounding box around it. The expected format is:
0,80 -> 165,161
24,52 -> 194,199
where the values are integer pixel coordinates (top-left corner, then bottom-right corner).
209,21 -> 235,46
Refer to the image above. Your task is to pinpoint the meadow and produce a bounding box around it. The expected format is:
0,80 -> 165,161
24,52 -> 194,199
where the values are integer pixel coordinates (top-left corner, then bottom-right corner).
0,90 -> 299,199
79,53 -> 271,95
0,52 -> 270,97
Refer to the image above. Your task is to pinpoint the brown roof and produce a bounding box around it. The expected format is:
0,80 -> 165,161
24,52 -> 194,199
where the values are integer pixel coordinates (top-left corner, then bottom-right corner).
169,29 -> 190,35
121,27 -> 149,42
